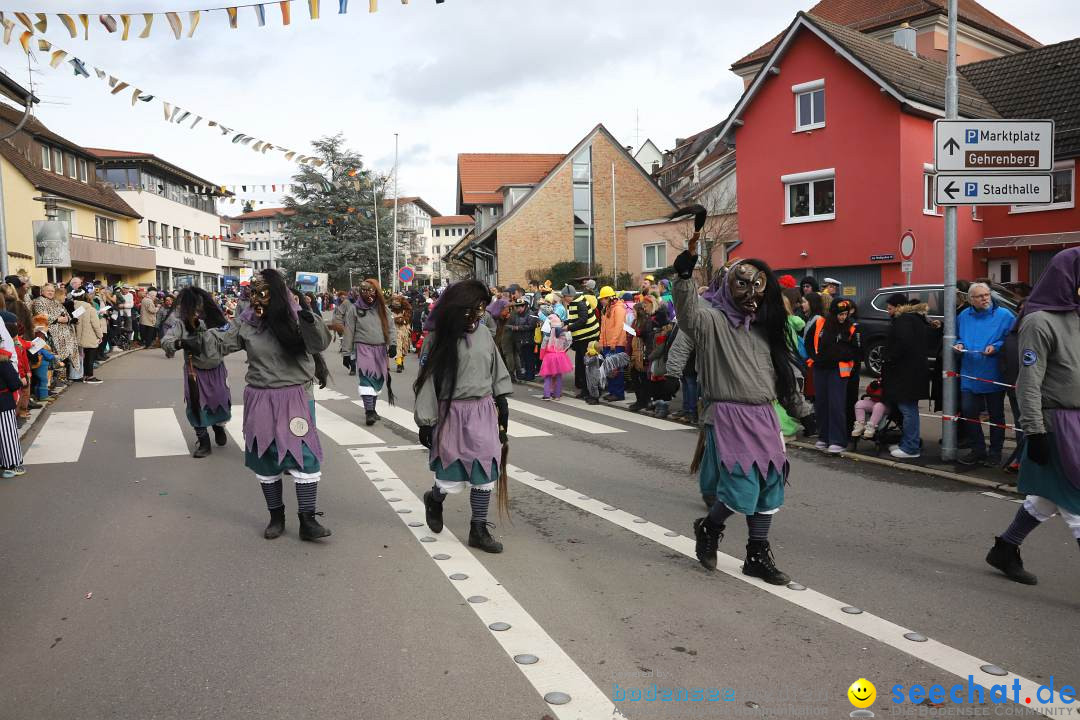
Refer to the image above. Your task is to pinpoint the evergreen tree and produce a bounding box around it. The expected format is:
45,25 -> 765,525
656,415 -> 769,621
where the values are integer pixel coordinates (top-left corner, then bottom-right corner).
278,134 -> 394,290
242,199 -> 255,214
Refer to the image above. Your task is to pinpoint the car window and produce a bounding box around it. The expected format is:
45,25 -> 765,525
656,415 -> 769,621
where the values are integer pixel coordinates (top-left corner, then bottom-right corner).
926,291 -> 944,316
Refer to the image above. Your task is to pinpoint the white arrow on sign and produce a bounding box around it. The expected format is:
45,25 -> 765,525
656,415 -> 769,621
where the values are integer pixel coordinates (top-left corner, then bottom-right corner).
935,173 -> 1052,206
934,119 -> 1054,172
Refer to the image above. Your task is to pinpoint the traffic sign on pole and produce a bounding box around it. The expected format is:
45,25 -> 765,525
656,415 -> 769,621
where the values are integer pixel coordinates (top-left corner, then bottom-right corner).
934,119 -> 1054,172
899,231 -> 916,260
935,173 -> 1052,205
398,266 -> 415,285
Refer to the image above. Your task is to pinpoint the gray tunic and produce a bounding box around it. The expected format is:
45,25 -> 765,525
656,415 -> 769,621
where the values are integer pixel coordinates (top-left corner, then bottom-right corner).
334,301 -> 388,350
162,318 -> 222,370
673,276 -> 810,425
1017,311 -> 1080,435
414,327 -> 513,427
198,313 -> 331,398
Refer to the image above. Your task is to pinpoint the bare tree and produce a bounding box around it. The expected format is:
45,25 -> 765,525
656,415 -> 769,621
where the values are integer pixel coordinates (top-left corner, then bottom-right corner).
657,186 -> 738,284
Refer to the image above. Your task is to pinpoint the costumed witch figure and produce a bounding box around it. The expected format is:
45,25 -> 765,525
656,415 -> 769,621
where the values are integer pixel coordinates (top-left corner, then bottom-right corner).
332,279 -> 393,425
390,294 -> 412,374
415,280 -> 512,554
162,287 -> 232,458
985,247 -> 1080,585
671,205 -> 815,584
179,269 -> 333,541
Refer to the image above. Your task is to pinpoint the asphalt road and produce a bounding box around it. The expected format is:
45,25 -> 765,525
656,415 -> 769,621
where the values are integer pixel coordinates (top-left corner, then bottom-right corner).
1,346 -> 1076,720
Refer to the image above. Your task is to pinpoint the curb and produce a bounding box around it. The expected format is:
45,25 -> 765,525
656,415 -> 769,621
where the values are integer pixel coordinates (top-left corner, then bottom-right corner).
518,376 -> 1022,498
18,346 -> 143,441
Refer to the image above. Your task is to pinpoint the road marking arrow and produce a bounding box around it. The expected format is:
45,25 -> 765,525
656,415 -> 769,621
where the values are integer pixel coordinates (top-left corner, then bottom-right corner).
944,180 -> 959,199
943,137 -> 960,156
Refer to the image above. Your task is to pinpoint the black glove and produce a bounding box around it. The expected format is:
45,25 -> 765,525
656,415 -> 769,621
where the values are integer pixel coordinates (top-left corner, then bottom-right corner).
1026,433 -> 1051,465
800,413 -> 818,438
299,309 -> 315,324
418,425 -> 434,449
673,250 -> 698,279
495,395 -> 509,445
178,337 -> 201,355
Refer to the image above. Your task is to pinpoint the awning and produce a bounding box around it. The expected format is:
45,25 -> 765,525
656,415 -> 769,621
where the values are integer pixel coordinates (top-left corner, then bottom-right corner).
975,231 -> 1080,250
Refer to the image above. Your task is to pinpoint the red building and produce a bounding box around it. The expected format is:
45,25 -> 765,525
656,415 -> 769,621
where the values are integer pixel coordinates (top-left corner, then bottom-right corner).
713,9 -> 1078,297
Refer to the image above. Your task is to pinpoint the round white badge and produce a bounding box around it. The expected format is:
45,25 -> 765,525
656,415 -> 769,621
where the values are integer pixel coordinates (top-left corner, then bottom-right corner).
289,417 -> 309,437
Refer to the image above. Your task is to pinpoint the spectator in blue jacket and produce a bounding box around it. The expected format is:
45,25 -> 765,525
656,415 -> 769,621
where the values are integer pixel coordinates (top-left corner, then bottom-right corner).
953,283 -> 1015,466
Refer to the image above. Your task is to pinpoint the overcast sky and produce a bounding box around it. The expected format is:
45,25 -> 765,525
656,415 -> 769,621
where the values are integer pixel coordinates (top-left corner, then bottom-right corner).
2,0 -> 1074,217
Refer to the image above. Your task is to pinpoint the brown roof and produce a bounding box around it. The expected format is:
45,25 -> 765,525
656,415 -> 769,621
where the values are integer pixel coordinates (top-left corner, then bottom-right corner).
732,0 -> 1039,69
380,196 -> 442,217
0,140 -> 140,218
85,147 -> 225,193
961,37 -> 1080,159
234,207 -> 296,220
432,215 -> 474,226
457,153 -> 564,210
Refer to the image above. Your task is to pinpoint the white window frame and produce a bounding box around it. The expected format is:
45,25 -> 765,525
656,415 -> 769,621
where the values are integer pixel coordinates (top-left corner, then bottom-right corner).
53,149 -> 63,176
792,79 -> 825,132
95,215 -> 116,243
642,242 -> 667,271
41,145 -> 51,171
1009,160 -> 1075,214
923,163 -> 941,216
78,158 -> 88,183
782,168 -> 835,224
66,153 -> 77,179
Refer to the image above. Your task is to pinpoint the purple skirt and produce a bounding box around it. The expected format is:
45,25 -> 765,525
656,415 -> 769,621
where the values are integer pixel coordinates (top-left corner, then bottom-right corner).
432,396 -> 501,473
711,401 -> 789,479
355,342 -> 388,380
243,385 -> 323,466
1053,409 -> 1080,492
183,363 -> 231,414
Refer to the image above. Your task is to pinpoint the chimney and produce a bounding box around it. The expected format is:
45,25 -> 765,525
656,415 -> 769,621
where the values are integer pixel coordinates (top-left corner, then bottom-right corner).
892,23 -> 917,57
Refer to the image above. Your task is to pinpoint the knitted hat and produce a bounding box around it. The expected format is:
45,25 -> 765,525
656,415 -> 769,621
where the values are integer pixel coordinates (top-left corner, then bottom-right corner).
830,299 -> 854,315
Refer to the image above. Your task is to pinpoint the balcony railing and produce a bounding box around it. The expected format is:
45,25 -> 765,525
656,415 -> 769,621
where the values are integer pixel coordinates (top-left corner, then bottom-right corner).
69,232 -> 156,270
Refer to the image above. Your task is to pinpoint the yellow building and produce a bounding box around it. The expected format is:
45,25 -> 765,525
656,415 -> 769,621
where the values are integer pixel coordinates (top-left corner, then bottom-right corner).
0,99 -> 153,287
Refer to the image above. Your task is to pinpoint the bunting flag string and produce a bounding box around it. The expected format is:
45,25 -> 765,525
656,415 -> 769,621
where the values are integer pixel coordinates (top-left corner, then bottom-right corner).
0,1 -> 441,41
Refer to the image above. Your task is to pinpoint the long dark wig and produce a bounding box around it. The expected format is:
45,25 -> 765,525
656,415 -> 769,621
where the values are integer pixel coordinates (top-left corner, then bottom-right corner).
740,258 -> 797,405
259,268 -> 306,357
176,286 -> 227,332
289,286 -> 329,389
413,279 -> 489,406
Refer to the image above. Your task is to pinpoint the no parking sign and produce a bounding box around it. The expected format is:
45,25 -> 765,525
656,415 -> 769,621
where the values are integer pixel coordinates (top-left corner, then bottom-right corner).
398,266 -> 415,284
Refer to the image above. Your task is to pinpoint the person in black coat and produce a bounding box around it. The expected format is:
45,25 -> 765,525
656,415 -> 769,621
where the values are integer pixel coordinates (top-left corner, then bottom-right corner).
882,294 -> 931,459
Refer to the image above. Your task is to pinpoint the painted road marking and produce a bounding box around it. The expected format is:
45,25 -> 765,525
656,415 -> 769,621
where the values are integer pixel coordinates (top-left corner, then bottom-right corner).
508,399 -> 624,435
980,491 -> 1023,505
225,405 -> 246,448
314,403 -> 383,446
349,448 -> 625,720
505,464 -> 1068,717
134,408 -> 190,458
551,395 -> 692,431
367,401 -> 550,439
313,386 -> 350,401
24,411 -> 94,464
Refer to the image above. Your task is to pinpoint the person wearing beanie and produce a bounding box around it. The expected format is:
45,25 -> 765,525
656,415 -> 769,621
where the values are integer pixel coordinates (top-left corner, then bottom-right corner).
805,299 -> 860,453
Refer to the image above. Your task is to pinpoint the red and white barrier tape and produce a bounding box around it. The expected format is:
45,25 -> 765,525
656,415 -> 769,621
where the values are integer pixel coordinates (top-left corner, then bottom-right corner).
921,412 -> 1024,433
942,370 -> 1016,390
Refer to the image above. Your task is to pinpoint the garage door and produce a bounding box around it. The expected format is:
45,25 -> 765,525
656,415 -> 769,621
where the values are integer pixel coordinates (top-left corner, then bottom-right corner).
812,265 -> 883,305
1029,249 -> 1062,284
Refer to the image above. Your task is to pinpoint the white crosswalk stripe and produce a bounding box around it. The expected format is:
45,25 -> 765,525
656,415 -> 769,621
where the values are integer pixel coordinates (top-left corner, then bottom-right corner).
314,403 -> 383,445
507,398 -> 624,434
313,386 -> 350,401
539,395 -> 692,431
225,405 -> 246,448
134,408 -> 190,458
23,411 -> 93,465
366,401 -> 551,438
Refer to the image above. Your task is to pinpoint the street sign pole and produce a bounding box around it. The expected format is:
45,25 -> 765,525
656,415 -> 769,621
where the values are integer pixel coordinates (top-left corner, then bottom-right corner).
941,0 -> 959,462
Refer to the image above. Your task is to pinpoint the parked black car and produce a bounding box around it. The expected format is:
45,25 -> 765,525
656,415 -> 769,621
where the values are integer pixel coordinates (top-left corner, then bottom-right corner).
857,282 -> 1020,376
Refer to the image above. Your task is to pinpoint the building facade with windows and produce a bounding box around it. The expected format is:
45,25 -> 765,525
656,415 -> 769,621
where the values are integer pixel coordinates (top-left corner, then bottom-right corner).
218,216 -> 248,288
431,215 -> 473,286
235,207 -> 295,271
385,196 -> 440,285
0,102 -> 153,286
90,149 -> 226,290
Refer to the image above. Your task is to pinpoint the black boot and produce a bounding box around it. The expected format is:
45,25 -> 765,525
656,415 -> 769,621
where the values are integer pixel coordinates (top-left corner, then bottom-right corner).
424,490 -> 444,533
213,425 -> 227,446
192,431 -> 211,458
468,521 -> 503,553
985,536 -> 1037,585
742,539 -> 790,585
264,507 -> 286,539
298,511 -> 331,541
365,410 -> 378,426
692,517 -> 723,570
702,494 -> 717,510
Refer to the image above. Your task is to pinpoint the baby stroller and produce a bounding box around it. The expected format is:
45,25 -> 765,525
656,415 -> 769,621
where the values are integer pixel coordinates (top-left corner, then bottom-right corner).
850,407 -> 907,454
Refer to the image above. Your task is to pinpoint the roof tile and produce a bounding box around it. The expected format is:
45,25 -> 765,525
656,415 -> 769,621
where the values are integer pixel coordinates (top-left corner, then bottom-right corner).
457,153 -> 564,210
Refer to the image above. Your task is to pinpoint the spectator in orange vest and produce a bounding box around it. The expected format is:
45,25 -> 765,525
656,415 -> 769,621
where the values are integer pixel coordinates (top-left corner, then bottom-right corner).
805,298 -> 860,454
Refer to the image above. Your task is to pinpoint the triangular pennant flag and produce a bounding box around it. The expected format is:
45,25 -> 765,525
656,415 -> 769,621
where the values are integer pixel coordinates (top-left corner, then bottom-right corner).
339,0 -> 349,13
19,31 -> 31,54
253,4 -> 266,26
233,134 -> 246,144
78,14 -> 89,39
241,137 -> 255,146
108,75 -> 119,88
120,14 -> 131,40
131,88 -> 142,105
110,81 -> 129,95
163,102 -> 172,121
190,115 -> 203,128
285,151 -> 296,161
208,120 -> 217,127
272,185 -> 276,192
166,12 -> 182,39
95,67 -> 106,79
176,111 -> 191,123
99,15 -> 117,33
218,125 -> 232,135
369,0 -> 377,12
138,94 -> 154,102
49,49 -> 68,68
139,13 -> 153,38
242,185 -> 247,192
227,7 -> 238,28
34,13 -> 47,32
280,1 -> 292,25
170,105 -> 183,122
262,144 -> 274,153
309,0 -> 320,19
37,39 -> 51,52
261,185 -> 267,192
69,57 -> 89,78
14,13 -> 33,32
253,141 -> 264,152
58,14 -> 77,38
0,19 -> 13,46
188,11 -> 200,37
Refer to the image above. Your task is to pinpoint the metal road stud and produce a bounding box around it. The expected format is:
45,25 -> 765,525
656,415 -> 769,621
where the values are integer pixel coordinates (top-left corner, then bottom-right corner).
553,486 -> 566,490
420,537 -> 436,543
904,632 -> 928,642
544,692 -> 571,705
432,554 -> 451,560
577,495 -> 589,500
407,521 -> 423,527
379,488 -> 392,493
467,596 -> 488,604
387,497 -> 402,502
603,506 -> 616,511
841,607 -> 863,615
488,622 -> 511,632
514,654 -> 539,664
449,573 -> 468,581
396,509 -> 411,514
980,664 -> 1008,677
787,582 -> 806,591
633,518 -> 648,524
664,531 -> 679,537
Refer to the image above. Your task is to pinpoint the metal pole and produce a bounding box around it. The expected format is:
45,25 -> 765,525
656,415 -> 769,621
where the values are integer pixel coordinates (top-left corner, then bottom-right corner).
372,177 -> 382,288
941,0 -> 959,461
611,162 -> 617,281
587,155 -> 593,277
392,133 -> 399,293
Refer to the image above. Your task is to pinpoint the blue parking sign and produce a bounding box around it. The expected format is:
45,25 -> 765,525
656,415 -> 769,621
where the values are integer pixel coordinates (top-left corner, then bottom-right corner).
964,182 -> 978,197
965,129 -> 979,144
